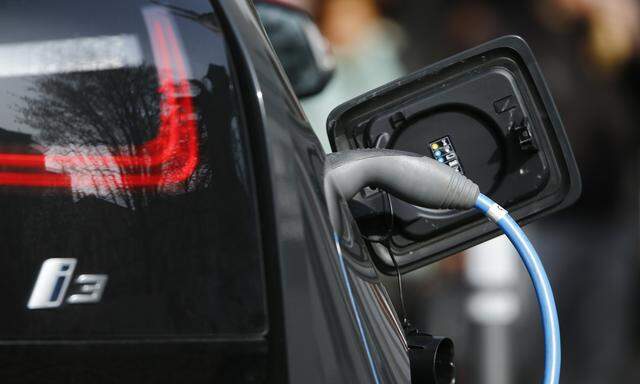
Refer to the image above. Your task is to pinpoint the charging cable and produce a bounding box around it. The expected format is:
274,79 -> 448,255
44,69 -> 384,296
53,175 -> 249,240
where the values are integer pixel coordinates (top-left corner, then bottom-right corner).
325,149 -> 561,384
475,193 -> 560,384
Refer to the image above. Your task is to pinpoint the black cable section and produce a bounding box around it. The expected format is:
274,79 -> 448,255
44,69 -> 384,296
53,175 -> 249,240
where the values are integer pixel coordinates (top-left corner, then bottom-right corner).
357,134 -> 413,327
362,191 -> 411,328
384,193 -> 410,328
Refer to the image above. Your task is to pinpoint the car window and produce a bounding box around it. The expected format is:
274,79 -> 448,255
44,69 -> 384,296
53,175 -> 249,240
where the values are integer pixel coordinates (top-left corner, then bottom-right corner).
0,0 -> 266,339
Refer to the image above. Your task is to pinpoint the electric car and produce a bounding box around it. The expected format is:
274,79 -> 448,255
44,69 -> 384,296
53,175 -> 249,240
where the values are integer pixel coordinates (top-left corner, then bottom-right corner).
0,1 -> 579,383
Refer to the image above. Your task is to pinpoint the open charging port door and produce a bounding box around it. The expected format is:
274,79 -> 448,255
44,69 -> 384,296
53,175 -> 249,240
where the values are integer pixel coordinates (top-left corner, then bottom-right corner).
327,35 -> 581,274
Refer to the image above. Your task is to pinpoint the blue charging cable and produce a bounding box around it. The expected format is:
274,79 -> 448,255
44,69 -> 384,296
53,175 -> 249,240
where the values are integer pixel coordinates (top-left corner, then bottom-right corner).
475,193 -> 560,384
324,149 -> 560,383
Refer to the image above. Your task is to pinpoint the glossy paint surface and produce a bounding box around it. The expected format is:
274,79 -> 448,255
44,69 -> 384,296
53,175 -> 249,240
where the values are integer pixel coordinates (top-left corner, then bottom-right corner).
0,0 -> 410,382
0,1 -> 268,382
219,0 -> 410,382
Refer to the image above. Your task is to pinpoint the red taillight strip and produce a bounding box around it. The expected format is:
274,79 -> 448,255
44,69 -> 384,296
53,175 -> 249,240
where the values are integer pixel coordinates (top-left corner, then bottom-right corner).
0,8 -> 198,188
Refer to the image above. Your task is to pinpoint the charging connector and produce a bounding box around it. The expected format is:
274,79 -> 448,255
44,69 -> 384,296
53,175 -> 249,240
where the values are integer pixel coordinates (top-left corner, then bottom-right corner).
325,149 -> 561,384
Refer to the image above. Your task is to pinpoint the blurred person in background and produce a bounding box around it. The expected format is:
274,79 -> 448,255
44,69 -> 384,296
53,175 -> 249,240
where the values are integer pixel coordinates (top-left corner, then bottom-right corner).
300,0 -> 406,152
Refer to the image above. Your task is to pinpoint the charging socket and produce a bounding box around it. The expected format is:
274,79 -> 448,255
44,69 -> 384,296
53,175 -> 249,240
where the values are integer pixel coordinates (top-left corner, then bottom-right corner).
327,35 -> 581,273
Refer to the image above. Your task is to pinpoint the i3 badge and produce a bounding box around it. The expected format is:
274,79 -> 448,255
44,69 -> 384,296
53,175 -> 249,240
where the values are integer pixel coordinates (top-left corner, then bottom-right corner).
27,258 -> 108,309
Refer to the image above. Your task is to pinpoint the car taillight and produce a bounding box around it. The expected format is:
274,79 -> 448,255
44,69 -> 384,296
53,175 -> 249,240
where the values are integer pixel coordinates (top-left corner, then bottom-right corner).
0,6 -> 198,189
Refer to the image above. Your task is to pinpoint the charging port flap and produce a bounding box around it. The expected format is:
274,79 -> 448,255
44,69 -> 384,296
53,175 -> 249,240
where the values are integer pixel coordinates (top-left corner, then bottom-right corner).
327,35 -> 581,273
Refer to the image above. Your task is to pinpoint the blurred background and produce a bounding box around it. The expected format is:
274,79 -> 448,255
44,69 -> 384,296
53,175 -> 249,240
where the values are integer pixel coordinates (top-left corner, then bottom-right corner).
283,0 -> 640,382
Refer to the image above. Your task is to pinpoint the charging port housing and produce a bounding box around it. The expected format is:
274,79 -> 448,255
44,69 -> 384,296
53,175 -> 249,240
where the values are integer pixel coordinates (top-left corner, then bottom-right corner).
327,35 -> 581,273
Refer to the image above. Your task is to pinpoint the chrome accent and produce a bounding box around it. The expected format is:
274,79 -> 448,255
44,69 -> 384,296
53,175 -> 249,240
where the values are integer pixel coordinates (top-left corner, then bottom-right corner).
27,258 -> 77,309
67,274 -> 109,304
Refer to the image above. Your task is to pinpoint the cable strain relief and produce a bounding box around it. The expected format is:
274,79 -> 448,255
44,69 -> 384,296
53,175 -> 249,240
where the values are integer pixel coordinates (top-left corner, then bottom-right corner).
440,171 -> 479,209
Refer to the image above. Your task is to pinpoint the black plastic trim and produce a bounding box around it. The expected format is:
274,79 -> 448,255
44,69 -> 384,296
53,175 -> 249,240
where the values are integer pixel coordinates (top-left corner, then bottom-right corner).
328,35 -> 581,274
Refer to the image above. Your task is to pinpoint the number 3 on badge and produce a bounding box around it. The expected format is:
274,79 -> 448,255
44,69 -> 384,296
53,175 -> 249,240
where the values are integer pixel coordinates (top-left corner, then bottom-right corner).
27,258 -> 108,309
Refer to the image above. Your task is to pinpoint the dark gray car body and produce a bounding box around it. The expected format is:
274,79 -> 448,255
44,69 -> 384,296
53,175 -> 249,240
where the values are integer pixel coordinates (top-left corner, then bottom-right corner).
0,0 -> 411,383
219,1 -> 410,382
